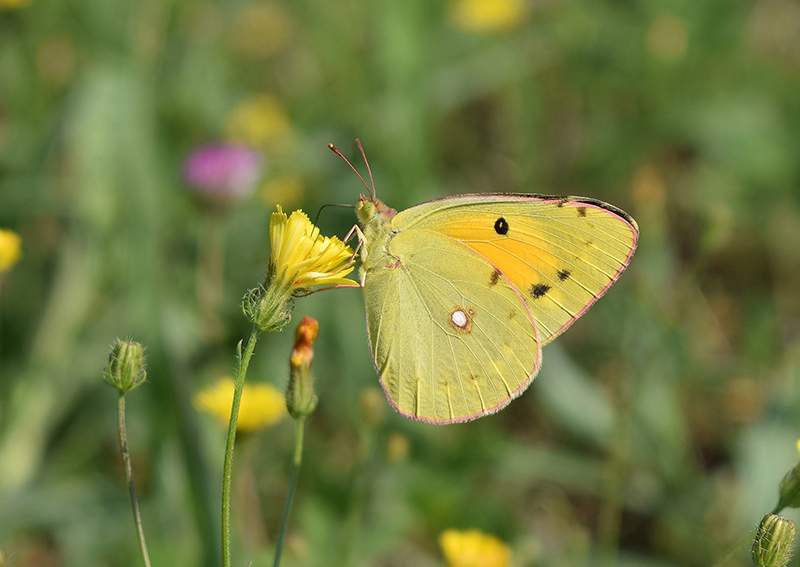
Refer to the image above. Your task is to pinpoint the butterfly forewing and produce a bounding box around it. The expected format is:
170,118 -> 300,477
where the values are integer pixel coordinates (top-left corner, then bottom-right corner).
393,195 -> 639,344
362,228 -> 541,423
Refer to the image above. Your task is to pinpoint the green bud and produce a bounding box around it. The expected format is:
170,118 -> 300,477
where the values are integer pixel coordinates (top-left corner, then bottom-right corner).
242,278 -> 293,332
777,462 -> 800,511
752,514 -> 796,567
285,316 -> 318,420
105,339 -> 146,395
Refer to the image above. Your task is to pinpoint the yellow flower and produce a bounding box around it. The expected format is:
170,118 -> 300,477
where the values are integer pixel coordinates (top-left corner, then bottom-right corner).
244,206 -> 356,331
269,206 -> 357,293
439,529 -> 511,567
225,95 -> 295,152
0,229 -> 22,274
449,0 -> 526,34
0,0 -> 32,10
195,378 -> 286,433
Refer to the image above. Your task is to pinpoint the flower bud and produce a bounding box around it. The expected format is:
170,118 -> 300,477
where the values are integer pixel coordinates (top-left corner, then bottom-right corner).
285,316 -> 319,420
752,514 -> 796,567
105,339 -> 146,394
777,461 -> 800,511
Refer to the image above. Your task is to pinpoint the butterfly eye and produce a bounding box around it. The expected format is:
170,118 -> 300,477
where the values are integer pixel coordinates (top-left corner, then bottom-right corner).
494,217 -> 509,235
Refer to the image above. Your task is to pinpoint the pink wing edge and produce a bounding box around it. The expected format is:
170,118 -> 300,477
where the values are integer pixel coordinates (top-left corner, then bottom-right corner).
539,199 -> 639,343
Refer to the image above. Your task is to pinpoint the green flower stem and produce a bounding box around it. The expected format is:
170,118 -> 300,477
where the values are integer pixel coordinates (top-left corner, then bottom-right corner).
118,395 -> 152,567
273,418 -> 306,567
222,325 -> 261,567
711,527 -> 759,567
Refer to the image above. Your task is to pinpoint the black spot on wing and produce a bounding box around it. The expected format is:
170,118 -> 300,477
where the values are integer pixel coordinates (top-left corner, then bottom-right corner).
557,269 -> 571,281
488,269 -> 501,287
576,206 -> 587,217
494,217 -> 509,235
530,283 -> 551,299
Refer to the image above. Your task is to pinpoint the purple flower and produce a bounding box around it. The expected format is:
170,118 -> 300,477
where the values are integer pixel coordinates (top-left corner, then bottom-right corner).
182,144 -> 264,210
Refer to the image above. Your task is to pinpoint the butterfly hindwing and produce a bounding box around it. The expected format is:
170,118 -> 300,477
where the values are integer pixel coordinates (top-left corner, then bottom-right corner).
392,194 -> 639,344
362,227 -> 541,424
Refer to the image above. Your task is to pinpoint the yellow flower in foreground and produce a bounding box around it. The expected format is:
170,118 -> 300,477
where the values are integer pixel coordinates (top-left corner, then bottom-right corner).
0,229 -> 22,274
195,378 -> 286,433
269,206 -> 357,293
449,0 -> 526,34
439,529 -> 511,567
244,206 -> 356,331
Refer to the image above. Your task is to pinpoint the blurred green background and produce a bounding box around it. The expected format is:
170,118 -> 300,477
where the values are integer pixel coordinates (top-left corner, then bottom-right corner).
2,0 -> 800,565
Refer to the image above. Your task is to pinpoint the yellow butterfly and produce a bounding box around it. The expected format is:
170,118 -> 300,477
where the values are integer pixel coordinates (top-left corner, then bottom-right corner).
332,142 -> 638,424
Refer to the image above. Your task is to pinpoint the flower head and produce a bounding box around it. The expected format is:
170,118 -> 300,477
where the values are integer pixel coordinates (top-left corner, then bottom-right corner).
269,206 -> 357,293
182,144 -> 264,211
195,378 -> 286,433
243,206 -> 356,331
0,229 -> 22,275
439,529 -> 511,567
449,0 -> 526,34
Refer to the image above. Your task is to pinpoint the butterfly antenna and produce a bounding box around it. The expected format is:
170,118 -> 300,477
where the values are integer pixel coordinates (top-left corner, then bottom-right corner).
328,142 -> 374,200
355,139 -> 377,199
313,203 -> 355,227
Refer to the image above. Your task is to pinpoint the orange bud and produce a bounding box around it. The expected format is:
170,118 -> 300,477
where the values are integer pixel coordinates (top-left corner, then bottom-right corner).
286,316 -> 319,419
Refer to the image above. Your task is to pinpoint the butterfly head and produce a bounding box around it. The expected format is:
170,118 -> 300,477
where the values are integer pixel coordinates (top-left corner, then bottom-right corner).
356,195 -> 396,228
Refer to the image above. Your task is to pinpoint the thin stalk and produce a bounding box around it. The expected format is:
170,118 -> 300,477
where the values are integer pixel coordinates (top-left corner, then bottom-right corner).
222,325 -> 261,567
273,418 -> 306,567
118,395 -> 152,567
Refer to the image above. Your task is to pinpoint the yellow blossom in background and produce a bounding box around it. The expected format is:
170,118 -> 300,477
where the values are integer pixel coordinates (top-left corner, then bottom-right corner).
195,378 -> 286,433
796,439 -> 800,457
225,95 -> 295,153
439,529 -> 511,567
260,174 -> 304,210
229,2 -> 293,58
269,206 -> 357,293
449,0 -> 526,34
385,432 -> 410,463
36,35 -> 77,87
0,0 -> 32,10
0,229 -> 22,274
647,14 -> 689,61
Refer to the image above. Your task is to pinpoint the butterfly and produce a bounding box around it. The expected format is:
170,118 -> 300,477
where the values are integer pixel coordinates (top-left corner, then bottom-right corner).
331,142 -> 639,424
